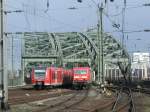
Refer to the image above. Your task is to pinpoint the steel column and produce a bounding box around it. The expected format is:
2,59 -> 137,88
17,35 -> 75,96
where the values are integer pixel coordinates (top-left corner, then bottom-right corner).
0,0 -> 9,110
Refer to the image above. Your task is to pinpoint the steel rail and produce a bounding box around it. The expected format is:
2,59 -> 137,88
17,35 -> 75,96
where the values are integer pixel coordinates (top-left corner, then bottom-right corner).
33,89 -> 89,112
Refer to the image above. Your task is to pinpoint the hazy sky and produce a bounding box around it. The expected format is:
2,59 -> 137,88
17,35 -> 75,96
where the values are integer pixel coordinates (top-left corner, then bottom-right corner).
6,0 -> 150,53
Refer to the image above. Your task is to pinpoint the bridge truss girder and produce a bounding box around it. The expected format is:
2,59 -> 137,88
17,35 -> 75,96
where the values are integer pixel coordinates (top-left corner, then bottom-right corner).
6,32 -> 130,80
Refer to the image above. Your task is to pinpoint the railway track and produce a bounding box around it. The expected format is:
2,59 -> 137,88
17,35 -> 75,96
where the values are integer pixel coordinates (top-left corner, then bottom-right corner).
35,87 -> 118,112
33,88 -> 89,112
10,87 -> 139,112
10,85 -> 145,112
87,98 -> 115,112
9,88 -> 74,105
107,84 -> 150,112
10,86 -> 128,112
107,85 -> 136,112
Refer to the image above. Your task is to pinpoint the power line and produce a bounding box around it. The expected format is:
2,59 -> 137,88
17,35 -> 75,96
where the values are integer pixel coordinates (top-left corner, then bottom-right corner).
5,2 -> 93,13
105,29 -> 150,34
6,1 -> 150,12
7,10 -> 82,32
44,0 -> 50,13
6,1 -> 150,32
7,23 -> 31,31
5,2 -> 97,32
103,11 -> 121,29
45,13 -> 82,30
6,7 -> 83,32
22,4 -> 31,31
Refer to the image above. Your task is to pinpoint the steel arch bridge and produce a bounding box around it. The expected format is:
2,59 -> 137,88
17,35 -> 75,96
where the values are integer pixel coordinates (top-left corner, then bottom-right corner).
20,31 -> 130,81
5,31 -> 130,83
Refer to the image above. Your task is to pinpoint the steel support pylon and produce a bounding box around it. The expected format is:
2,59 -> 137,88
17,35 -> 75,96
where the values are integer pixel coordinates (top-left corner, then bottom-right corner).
0,0 -> 9,110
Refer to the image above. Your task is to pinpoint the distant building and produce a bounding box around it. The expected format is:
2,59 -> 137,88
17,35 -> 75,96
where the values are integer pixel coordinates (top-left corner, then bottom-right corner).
132,52 -> 150,63
132,52 -> 150,79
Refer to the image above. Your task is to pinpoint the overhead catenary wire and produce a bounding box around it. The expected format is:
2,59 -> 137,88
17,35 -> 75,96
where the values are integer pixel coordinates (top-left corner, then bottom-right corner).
6,2 -> 96,32
6,9 -> 82,32
5,1 -> 149,30
98,3 -> 150,18
44,0 -> 50,13
103,11 -> 120,29
6,0 -> 150,13
5,2 -> 94,13
22,3 -> 31,31
5,1 -> 150,33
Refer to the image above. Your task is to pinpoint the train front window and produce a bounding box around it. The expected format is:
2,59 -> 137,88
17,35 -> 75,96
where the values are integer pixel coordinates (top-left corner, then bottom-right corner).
35,70 -> 46,78
74,70 -> 87,75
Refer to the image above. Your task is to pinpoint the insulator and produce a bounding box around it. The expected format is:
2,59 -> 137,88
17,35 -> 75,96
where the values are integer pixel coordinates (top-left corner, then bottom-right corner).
77,0 -> 82,3
110,0 -> 114,2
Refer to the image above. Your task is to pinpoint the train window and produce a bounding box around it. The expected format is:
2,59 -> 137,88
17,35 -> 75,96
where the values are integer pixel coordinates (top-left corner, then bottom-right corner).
74,70 -> 87,75
35,69 -> 45,78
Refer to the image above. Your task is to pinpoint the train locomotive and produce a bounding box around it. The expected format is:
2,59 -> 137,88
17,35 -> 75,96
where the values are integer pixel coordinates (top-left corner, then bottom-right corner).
72,67 -> 92,89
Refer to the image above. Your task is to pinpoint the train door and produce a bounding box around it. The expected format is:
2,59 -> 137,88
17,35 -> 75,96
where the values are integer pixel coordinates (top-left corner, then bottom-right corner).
51,68 -> 57,85
44,68 -> 51,86
57,68 -> 62,85
31,68 -> 35,84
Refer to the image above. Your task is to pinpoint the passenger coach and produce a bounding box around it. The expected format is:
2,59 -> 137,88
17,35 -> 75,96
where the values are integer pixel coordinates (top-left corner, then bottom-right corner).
31,67 -> 73,89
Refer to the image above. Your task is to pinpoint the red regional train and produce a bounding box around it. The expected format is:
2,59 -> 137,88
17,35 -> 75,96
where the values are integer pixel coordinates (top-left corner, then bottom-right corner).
31,67 -> 73,89
31,66 -> 92,89
72,67 -> 92,89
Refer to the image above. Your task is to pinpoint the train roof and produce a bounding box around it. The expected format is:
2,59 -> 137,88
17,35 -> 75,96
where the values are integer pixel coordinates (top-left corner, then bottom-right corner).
73,67 -> 91,70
